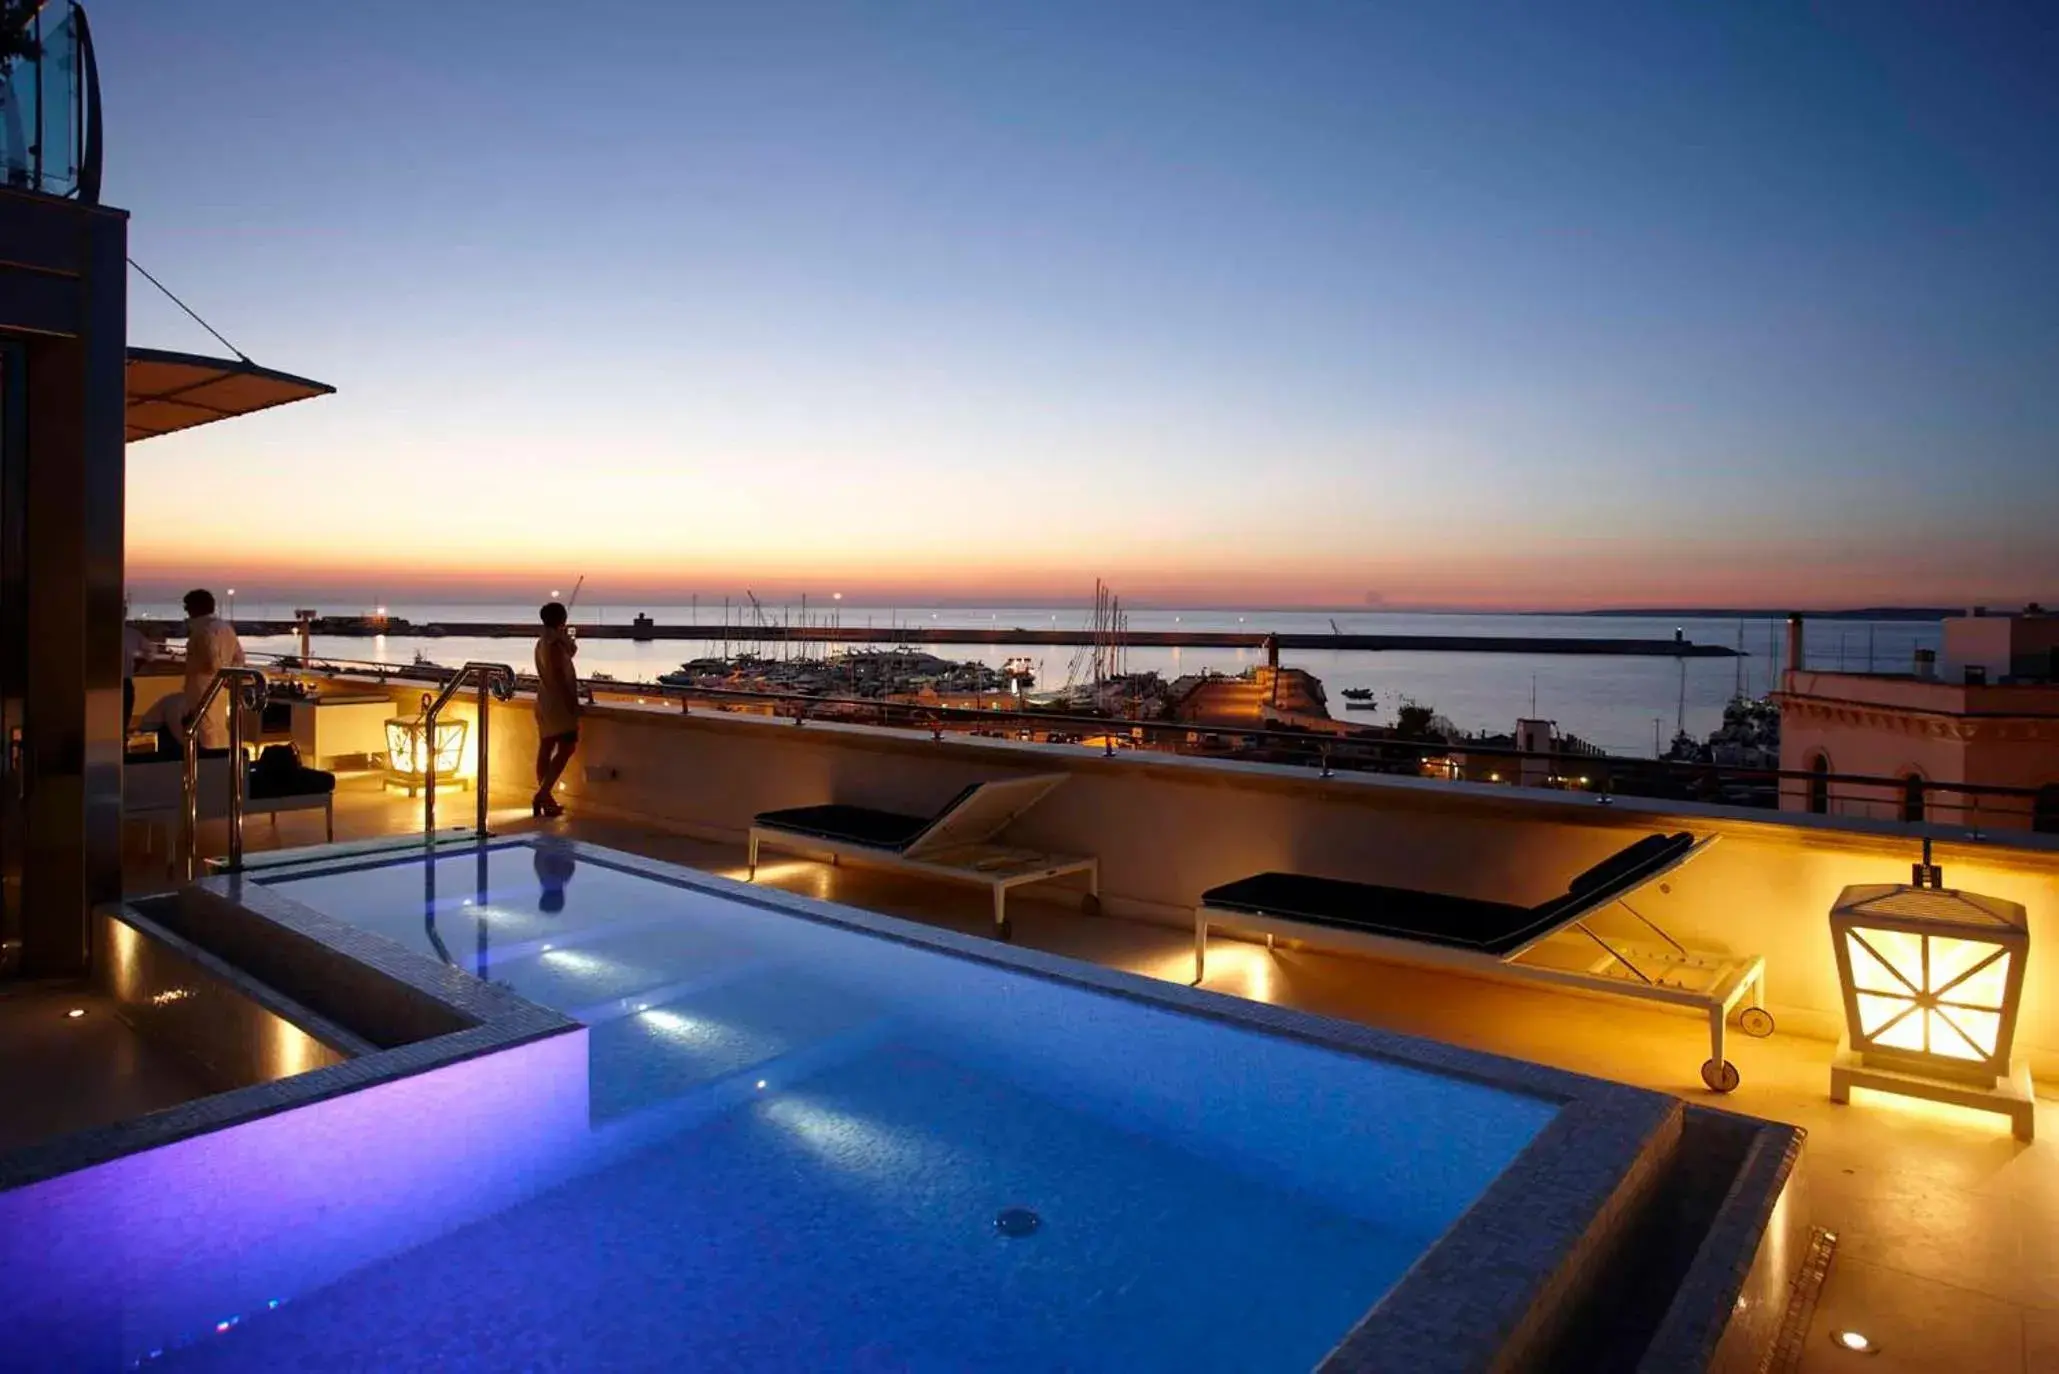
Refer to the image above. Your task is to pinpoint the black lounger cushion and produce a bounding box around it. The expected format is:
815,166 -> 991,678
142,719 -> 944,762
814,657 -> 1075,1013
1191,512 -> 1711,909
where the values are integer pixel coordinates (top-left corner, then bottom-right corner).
1202,831 -> 1698,958
1200,872 -> 1533,953
754,783 -> 987,852
1566,833 -> 1689,896
752,804 -> 934,851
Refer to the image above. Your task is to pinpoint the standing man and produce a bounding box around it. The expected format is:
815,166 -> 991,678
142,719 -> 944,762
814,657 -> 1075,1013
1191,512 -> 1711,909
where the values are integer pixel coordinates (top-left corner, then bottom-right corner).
182,588 -> 246,750
532,601 -> 580,817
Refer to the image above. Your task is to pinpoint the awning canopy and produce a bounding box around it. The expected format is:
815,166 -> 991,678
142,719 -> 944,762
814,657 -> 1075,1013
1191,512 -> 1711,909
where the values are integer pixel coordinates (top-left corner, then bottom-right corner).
125,347 -> 335,443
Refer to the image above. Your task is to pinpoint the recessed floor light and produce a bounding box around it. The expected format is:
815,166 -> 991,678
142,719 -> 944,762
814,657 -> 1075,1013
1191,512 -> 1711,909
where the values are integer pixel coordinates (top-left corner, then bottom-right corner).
65,1008 -> 86,1019
1830,1329 -> 1878,1354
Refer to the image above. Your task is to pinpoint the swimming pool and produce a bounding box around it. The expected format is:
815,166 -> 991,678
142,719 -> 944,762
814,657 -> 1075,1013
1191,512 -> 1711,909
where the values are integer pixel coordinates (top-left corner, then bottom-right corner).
12,838 -> 1693,1371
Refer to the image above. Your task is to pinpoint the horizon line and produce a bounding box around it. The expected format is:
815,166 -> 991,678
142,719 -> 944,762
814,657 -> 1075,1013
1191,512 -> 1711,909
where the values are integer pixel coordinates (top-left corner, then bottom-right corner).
121,593 -> 2021,619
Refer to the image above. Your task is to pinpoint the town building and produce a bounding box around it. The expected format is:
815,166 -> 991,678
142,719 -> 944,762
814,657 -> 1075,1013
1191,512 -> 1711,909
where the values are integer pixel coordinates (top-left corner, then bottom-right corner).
1778,610 -> 2059,831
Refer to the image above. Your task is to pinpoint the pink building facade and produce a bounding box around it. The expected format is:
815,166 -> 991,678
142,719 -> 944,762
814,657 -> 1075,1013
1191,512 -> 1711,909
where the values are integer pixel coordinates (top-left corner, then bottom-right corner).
1776,611 -> 2059,832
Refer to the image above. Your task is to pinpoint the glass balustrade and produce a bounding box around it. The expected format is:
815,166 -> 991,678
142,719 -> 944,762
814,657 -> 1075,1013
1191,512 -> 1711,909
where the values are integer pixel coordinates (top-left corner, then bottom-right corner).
1,1 -> 99,201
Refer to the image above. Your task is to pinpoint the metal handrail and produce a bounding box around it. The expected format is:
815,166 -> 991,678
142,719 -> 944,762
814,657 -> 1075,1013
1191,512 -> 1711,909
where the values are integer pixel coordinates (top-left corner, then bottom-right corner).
245,651 -> 2057,826
421,661 -> 516,841
607,679 -> 2052,796
180,666 -> 268,879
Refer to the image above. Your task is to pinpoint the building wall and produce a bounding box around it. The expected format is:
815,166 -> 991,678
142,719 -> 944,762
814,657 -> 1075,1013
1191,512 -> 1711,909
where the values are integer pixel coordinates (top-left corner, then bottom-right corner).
1777,711 -> 1969,823
0,186 -> 131,976
1944,617 -> 2019,682
461,693 -> 2059,1081
1777,669 -> 2059,830
1944,613 -> 2059,682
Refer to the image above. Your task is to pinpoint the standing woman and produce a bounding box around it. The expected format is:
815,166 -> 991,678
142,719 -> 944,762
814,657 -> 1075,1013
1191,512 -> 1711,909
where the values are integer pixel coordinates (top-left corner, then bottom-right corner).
532,601 -> 581,817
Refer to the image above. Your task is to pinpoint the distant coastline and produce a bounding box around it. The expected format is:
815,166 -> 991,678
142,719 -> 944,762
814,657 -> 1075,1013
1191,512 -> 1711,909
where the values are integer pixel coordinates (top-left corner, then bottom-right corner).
1553,607 -> 1957,622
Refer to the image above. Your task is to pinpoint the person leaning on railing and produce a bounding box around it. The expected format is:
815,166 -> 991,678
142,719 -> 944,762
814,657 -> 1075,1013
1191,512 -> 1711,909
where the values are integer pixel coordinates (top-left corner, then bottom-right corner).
532,602 -> 580,818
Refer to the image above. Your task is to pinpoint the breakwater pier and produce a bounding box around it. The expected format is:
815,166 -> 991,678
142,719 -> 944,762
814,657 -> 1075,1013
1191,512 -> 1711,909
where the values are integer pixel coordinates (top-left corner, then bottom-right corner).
176,618 -> 1740,657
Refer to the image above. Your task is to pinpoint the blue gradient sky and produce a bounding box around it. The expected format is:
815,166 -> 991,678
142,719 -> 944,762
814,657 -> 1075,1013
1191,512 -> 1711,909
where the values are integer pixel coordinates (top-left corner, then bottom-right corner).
109,2 -> 2058,608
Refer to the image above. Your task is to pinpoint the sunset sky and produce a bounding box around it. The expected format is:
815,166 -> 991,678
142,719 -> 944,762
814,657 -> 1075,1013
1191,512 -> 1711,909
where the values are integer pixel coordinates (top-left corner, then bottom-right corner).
109,2 -> 2058,610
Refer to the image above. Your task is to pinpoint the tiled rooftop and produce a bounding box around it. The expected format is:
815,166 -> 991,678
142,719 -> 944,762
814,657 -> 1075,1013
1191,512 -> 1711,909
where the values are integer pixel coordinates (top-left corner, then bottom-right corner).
131,772 -> 2059,1374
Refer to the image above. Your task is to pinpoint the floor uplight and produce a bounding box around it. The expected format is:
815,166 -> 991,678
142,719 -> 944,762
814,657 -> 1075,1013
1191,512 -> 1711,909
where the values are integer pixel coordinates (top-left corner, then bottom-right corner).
65,1007 -> 86,1018
1830,1329 -> 1877,1354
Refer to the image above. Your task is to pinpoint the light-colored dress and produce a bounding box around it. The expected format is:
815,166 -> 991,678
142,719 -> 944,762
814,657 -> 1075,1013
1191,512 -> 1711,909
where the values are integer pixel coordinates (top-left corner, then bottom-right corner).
182,614 -> 246,749
534,629 -> 581,739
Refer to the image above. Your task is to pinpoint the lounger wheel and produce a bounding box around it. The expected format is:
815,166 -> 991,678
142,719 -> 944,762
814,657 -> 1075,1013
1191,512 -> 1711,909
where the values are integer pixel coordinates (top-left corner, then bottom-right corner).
1700,1058 -> 1741,1093
1738,1007 -> 1775,1038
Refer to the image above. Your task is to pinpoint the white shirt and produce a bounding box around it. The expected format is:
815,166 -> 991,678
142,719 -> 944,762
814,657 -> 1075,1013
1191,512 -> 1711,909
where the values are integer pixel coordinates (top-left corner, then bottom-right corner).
183,614 -> 247,749
122,623 -> 150,675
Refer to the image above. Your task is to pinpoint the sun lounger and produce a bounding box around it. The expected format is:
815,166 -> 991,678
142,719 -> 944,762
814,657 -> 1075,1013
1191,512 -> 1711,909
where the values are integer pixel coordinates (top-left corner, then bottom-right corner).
1196,832 -> 1770,1091
748,774 -> 1098,940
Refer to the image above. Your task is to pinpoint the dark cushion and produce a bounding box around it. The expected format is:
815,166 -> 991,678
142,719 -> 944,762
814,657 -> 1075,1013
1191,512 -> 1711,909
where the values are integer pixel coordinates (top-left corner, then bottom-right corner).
757,783 -> 990,853
1567,833 -> 1691,896
1202,832 -> 1697,958
1201,871 -> 1535,953
754,803 -> 933,851
249,766 -> 336,800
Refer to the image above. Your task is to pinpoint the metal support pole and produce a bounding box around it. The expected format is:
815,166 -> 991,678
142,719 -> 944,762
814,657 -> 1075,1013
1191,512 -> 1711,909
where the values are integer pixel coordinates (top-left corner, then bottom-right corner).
476,672 -> 491,838
422,663 -> 515,844
180,725 -> 200,882
423,689 -> 440,842
180,667 -> 267,881
226,686 -> 246,873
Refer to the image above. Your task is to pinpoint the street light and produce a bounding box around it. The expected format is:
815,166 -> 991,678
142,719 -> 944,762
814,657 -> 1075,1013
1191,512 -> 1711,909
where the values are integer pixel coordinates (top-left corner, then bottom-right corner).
226,588 -> 236,622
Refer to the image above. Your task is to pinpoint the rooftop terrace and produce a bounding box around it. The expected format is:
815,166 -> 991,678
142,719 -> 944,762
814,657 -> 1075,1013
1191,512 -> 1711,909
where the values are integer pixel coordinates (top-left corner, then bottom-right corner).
93,673 -> 2059,1372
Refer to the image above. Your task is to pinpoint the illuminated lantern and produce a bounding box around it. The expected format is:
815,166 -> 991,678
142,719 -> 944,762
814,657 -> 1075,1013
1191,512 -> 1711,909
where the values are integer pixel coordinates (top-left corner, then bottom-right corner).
383,716 -> 468,796
1828,852 -> 2033,1139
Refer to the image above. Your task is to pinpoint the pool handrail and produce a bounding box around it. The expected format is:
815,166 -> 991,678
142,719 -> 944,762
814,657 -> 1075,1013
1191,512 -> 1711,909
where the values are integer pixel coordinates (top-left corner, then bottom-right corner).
180,666 -> 268,878
421,662 -> 516,842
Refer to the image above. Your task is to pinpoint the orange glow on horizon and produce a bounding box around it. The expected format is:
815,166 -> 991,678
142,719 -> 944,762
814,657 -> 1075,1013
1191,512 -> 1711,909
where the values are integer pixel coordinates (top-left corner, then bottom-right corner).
126,427 -> 2054,611
122,539 -> 2048,612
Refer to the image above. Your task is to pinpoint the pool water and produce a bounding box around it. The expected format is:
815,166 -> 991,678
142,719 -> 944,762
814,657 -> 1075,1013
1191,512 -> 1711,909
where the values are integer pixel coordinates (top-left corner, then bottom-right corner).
157,841 -> 1555,1371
